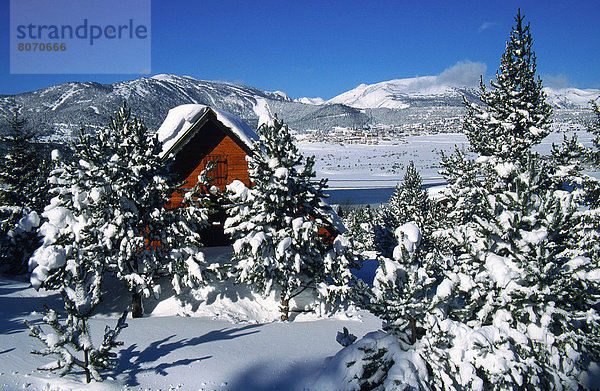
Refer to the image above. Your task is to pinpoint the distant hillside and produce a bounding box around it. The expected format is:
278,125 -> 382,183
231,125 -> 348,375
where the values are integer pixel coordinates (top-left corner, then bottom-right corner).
0,74 -> 597,143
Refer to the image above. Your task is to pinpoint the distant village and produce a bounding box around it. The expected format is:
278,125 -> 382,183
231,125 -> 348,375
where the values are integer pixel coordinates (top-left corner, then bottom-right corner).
294,115 -> 463,144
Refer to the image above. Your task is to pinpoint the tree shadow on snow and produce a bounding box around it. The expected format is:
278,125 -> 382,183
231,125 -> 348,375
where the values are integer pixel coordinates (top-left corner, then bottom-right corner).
0,279 -> 63,335
116,324 -> 261,387
227,358 -> 326,391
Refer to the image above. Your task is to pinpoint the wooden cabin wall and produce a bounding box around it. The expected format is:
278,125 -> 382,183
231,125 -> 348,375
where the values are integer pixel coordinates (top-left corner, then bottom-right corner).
168,121 -> 251,208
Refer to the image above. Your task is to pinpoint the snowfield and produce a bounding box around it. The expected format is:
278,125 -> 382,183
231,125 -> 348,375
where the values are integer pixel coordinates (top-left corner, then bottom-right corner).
298,130 -> 595,188
0,269 -> 382,391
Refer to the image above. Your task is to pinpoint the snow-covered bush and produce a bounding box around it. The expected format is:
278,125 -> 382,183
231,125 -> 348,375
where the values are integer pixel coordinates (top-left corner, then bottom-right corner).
314,330 -> 430,391
26,304 -> 128,383
224,117 -> 361,320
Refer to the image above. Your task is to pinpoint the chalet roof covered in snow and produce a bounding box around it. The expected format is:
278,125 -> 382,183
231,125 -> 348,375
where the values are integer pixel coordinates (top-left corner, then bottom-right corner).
156,104 -> 258,158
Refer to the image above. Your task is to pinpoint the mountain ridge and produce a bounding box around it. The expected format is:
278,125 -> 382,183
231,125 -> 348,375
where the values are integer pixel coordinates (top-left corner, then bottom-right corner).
1,74 -> 597,143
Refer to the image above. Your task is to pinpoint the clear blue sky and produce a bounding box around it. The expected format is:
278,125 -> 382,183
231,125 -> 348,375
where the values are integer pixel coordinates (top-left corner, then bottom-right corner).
1,0 -> 599,99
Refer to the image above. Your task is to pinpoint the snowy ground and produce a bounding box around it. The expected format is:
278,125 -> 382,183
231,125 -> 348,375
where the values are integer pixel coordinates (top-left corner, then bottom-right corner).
0,249 -> 382,391
298,130 -> 595,188
2,130 -> 596,390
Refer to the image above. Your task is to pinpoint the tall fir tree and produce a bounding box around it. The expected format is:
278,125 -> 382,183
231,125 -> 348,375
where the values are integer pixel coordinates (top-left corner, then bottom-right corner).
224,117 -> 360,320
463,9 -> 552,163
0,107 -> 50,274
434,10 -> 600,389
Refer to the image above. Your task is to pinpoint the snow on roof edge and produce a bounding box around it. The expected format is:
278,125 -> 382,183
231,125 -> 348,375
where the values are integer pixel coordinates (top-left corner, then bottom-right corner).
156,104 -> 258,158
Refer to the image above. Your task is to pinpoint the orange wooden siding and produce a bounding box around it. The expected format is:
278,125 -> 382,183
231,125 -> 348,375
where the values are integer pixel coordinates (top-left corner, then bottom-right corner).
169,131 -> 251,208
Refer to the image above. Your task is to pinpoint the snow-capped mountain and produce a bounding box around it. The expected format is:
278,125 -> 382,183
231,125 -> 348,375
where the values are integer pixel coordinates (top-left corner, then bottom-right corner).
327,76 -> 480,109
0,74 -> 291,142
543,87 -> 600,109
327,76 -> 600,111
0,74 -> 597,143
294,97 -> 326,105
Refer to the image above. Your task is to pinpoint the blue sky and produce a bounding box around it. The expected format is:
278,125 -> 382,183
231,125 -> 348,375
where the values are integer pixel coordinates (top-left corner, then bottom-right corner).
1,0 -> 599,99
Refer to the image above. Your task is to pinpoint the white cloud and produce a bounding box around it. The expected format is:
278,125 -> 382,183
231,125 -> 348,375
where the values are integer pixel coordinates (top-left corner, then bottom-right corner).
479,22 -> 500,33
543,74 -> 569,89
437,61 -> 487,87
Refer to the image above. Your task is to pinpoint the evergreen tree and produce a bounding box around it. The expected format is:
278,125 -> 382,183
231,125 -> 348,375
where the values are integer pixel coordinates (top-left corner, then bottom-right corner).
588,101 -> 600,168
224,117 -> 360,320
0,107 -> 50,274
368,163 -> 441,344
318,11 -> 599,391
463,9 -> 552,163
433,10 -> 600,388
26,143 -> 128,383
388,161 -> 432,230
441,156 -> 599,388
30,103 -> 212,318
341,205 -> 375,253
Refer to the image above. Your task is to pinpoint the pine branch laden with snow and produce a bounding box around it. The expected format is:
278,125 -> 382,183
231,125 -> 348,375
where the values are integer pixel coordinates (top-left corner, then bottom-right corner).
224,117 -> 359,320
169,162 -> 225,292
438,155 -> 600,389
25,304 -> 128,383
463,9 -> 552,163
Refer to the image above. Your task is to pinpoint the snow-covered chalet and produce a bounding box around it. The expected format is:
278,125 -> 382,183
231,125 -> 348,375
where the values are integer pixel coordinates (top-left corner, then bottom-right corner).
156,104 -> 345,246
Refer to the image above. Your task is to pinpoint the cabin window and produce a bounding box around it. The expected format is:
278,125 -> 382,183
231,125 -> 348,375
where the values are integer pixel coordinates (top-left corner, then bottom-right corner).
204,154 -> 228,186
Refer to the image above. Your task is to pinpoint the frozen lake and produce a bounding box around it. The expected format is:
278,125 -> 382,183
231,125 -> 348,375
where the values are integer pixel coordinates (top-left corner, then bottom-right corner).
300,130 -> 595,204
325,182 -> 446,205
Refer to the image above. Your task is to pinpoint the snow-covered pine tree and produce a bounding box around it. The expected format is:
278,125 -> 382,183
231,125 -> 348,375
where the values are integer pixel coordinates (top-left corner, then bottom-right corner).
224,117 -> 360,320
341,205 -> 375,253
388,161 -> 432,231
377,161 -> 439,255
575,102 -> 600,263
438,146 -> 484,228
26,140 -> 128,383
588,101 -> 600,168
0,107 -> 49,274
464,8 -> 552,163
95,103 -> 177,317
368,163 -> 441,345
441,156 -> 600,388
26,248 -> 128,383
433,10 -> 599,389
91,102 -> 214,317
30,102 -> 213,318
372,206 -> 397,258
